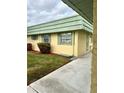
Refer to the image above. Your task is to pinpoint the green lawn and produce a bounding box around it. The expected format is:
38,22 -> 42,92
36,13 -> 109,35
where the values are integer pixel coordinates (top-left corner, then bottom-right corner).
27,51 -> 69,85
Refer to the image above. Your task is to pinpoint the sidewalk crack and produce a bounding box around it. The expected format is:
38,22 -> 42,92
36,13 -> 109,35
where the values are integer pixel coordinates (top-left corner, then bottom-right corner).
29,85 -> 39,93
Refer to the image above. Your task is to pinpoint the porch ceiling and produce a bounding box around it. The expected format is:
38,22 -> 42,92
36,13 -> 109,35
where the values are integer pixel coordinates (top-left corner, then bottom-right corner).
62,0 -> 93,24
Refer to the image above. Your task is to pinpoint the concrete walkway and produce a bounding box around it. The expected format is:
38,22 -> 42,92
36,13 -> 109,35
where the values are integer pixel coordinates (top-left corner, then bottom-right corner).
27,53 -> 92,93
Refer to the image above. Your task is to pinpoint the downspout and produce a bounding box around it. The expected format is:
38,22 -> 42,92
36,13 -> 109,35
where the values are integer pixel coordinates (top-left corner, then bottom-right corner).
73,32 -> 75,56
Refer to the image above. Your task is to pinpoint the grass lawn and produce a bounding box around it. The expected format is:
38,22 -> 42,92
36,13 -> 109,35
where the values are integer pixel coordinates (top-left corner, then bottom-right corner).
27,51 -> 69,85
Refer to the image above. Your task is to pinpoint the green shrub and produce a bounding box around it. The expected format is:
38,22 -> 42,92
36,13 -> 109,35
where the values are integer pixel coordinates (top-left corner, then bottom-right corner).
37,43 -> 51,54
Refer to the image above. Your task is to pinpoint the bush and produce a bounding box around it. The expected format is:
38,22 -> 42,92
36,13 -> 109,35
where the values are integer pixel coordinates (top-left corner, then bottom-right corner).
37,43 -> 51,54
27,43 -> 32,51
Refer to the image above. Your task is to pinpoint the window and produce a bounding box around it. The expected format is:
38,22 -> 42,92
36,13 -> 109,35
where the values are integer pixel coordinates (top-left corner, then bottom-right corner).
58,32 -> 72,45
31,35 -> 38,40
43,34 -> 50,43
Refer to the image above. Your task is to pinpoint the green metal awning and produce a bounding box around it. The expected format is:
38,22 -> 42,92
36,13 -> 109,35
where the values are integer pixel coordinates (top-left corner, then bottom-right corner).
62,0 -> 93,24
27,15 -> 93,35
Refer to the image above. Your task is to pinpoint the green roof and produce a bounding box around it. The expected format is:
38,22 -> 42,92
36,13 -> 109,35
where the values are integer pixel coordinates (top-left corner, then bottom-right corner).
27,15 -> 93,35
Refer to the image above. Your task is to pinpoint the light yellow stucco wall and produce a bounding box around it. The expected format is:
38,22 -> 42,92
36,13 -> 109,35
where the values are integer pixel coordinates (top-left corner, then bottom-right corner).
78,31 -> 86,56
73,31 -> 78,56
27,35 -> 42,51
27,33 -> 74,56
27,31 -> 92,56
50,30 -> 91,57
76,30 -> 91,56
51,33 -> 74,56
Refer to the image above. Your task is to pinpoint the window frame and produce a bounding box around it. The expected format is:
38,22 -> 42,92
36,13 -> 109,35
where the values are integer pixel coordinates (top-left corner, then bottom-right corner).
58,32 -> 72,45
31,35 -> 38,40
42,34 -> 51,43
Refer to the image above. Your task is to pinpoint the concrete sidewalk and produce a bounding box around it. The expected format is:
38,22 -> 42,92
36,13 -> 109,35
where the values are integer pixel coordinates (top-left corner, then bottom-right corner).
28,53 -> 92,93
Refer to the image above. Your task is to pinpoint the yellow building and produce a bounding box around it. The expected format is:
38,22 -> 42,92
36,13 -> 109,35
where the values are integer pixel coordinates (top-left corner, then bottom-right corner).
27,15 -> 93,57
